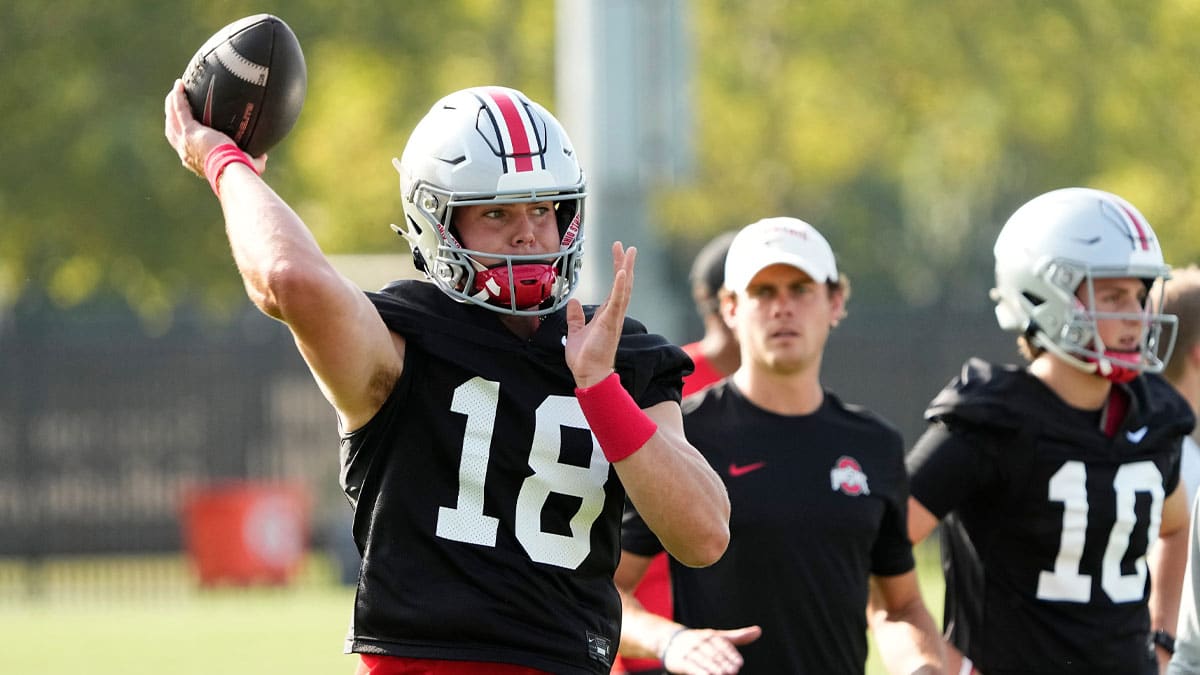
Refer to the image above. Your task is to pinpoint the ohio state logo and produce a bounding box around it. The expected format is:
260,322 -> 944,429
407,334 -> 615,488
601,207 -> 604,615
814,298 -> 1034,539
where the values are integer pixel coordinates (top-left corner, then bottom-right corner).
830,455 -> 870,496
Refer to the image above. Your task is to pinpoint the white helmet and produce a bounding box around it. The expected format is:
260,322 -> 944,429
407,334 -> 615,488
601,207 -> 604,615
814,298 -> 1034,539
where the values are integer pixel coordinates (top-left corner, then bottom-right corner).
392,86 -> 586,315
991,187 -> 1176,383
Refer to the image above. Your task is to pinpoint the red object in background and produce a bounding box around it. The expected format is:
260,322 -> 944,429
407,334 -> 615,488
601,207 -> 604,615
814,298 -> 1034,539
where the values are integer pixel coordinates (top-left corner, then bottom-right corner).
181,482 -> 309,586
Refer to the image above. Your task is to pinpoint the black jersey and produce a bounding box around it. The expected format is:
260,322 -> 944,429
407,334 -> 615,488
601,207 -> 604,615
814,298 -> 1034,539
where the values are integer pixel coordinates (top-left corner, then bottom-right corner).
623,381 -> 913,674
908,358 -> 1195,675
341,280 -> 690,674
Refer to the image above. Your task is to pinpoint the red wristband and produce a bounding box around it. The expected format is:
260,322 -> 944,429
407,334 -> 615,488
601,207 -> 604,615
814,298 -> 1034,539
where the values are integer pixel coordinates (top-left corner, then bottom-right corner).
575,372 -> 658,463
203,143 -> 258,197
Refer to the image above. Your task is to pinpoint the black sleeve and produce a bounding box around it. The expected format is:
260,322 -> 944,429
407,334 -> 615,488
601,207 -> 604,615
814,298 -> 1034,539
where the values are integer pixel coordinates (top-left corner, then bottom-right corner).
612,316 -> 692,410
1166,436 -> 1184,496
871,432 -> 916,577
906,421 -> 998,520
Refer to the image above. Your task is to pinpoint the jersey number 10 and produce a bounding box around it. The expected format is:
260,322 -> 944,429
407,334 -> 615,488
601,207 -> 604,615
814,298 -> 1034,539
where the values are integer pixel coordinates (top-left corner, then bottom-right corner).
1036,460 -> 1163,603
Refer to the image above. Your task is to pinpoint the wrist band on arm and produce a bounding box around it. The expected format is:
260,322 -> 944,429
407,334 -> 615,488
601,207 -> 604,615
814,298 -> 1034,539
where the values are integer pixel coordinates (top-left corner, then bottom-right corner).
958,656 -> 974,675
203,143 -> 259,197
658,627 -> 687,661
574,372 -> 658,463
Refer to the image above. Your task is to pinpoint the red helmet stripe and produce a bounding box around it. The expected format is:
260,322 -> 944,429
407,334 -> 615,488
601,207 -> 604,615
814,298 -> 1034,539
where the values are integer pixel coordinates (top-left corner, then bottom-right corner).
486,88 -> 534,173
1118,204 -> 1150,250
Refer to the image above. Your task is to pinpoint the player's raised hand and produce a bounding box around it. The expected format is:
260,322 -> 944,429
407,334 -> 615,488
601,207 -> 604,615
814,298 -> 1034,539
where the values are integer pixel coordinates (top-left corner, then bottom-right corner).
565,242 -> 636,388
164,80 -> 267,178
661,625 -> 762,675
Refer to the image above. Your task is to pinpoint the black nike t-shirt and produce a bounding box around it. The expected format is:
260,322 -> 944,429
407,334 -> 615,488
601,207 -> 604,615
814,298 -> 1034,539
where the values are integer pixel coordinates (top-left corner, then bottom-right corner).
623,381 -> 912,674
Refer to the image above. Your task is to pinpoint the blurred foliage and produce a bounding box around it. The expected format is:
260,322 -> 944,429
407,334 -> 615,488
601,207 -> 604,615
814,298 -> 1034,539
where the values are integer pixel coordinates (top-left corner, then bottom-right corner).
665,0 -> 1200,308
0,0 -> 553,327
3,0 -> 1200,325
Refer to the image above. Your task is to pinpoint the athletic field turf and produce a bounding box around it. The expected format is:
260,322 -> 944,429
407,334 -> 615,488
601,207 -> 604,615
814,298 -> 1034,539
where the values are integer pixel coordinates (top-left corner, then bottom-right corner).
0,544 -> 942,674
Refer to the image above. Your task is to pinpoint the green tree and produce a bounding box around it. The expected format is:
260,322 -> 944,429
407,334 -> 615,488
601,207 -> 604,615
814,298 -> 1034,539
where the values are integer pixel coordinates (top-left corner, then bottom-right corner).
4,0 -> 1200,326
0,0 -> 553,328
663,0 -> 1200,308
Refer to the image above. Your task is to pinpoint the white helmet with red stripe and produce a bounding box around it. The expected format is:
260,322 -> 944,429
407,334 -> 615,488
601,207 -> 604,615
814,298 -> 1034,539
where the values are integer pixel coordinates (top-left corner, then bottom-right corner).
991,187 -> 1176,382
392,86 -> 585,315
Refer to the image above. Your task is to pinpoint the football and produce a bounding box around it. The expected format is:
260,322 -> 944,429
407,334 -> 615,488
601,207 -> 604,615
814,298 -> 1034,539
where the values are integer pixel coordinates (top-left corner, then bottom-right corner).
182,14 -> 307,157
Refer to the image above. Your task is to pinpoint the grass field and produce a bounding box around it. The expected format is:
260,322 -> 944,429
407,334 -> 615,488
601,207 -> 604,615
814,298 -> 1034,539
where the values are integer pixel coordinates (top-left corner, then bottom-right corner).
0,555 -> 358,675
0,543 -> 944,674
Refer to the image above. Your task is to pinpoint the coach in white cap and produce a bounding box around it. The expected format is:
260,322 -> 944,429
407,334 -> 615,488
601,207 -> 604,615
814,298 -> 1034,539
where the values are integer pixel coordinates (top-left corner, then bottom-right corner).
718,217 -> 850,384
616,216 -> 944,674
723,216 -> 840,291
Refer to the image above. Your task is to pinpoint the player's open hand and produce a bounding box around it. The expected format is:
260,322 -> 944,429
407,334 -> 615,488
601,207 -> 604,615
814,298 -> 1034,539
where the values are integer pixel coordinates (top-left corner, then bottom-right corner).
661,625 -> 762,675
163,80 -> 267,179
565,242 -> 636,388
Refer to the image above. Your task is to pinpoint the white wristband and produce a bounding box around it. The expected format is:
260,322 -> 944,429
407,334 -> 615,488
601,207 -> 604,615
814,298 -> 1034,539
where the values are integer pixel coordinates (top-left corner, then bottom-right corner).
959,656 -> 974,675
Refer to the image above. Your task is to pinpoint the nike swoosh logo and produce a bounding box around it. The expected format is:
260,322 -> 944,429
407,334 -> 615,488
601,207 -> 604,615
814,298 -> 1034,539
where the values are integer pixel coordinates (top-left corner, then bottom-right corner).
729,461 -> 766,477
1126,426 -> 1149,443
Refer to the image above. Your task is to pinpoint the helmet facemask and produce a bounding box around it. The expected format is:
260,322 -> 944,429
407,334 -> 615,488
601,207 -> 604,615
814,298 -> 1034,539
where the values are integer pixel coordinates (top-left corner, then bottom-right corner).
1011,260 -> 1176,382
391,86 -> 587,317
991,187 -> 1177,383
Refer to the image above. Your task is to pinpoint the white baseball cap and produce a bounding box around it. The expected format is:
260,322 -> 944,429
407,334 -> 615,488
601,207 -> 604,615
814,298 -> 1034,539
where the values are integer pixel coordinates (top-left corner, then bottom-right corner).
724,217 -> 839,292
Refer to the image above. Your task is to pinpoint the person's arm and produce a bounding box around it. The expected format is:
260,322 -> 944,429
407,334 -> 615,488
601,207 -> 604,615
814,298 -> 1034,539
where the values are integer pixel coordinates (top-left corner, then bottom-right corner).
1153,484 -> 1190,672
614,551 -> 679,661
617,400 -> 730,567
164,81 -> 401,430
908,497 -> 941,546
905,425 -> 968,673
1170,493 -> 1200,675
867,570 -> 946,675
565,243 -> 730,567
614,551 -> 760,674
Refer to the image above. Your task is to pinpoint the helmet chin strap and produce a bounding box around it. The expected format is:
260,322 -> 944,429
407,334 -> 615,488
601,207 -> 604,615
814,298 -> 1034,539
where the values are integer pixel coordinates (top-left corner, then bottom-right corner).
1095,349 -> 1140,384
1087,323 -> 1140,383
1034,332 -> 1141,384
1055,297 -> 1143,384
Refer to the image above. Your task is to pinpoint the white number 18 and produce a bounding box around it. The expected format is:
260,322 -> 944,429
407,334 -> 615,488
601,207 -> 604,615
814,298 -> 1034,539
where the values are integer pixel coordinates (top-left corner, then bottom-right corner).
435,377 -> 610,570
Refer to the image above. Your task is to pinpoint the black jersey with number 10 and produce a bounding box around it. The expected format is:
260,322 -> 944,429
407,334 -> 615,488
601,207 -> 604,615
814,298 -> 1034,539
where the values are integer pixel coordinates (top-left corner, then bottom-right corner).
908,358 -> 1194,675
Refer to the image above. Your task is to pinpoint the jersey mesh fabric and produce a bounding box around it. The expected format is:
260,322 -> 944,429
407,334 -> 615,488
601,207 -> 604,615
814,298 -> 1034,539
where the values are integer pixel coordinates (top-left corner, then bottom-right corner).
356,654 -> 550,674
908,358 -> 1195,675
342,280 -> 689,675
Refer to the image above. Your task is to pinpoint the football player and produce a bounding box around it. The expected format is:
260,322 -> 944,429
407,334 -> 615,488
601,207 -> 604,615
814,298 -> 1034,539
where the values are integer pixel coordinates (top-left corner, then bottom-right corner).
907,187 -> 1194,674
164,82 -> 730,675
617,218 -> 945,674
